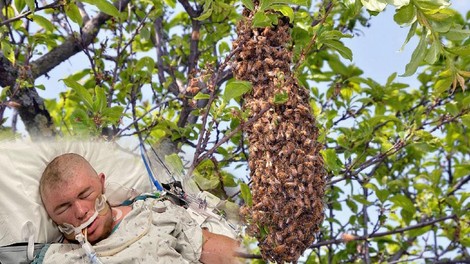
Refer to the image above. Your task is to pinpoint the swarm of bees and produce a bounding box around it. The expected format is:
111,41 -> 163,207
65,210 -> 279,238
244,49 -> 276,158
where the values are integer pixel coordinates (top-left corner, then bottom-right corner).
233,9 -> 326,264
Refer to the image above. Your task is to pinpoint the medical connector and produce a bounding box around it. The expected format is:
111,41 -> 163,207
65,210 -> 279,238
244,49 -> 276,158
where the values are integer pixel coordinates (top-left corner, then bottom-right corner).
58,194 -> 108,235
75,232 -> 104,264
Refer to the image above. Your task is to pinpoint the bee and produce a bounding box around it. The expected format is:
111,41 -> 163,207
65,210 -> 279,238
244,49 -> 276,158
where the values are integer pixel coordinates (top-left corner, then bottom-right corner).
298,163 -> 304,175
256,35 -> 266,43
236,63 -> 247,76
302,138 -> 312,148
294,209 -> 303,218
297,229 -> 305,241
290,167 -> 298,178
308,183 -> 314,194
262,26 -> 270,36
295,198 -> 304,208
284,181 -> 296,188
252,60 -> 263,72
273,244 -> 287,255
264,57 -> 274,66
303,194 -> 310,207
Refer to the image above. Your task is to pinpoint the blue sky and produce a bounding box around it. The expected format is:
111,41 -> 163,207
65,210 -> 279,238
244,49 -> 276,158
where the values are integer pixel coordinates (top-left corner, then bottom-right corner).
345,0 -> 470,87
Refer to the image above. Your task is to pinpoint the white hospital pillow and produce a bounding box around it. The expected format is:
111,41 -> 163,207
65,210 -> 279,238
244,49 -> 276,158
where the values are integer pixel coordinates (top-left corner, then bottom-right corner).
0,139 -> 153,246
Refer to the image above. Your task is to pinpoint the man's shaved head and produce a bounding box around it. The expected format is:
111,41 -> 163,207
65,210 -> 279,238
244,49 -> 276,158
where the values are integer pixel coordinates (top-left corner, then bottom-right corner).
40,153 -> 98,199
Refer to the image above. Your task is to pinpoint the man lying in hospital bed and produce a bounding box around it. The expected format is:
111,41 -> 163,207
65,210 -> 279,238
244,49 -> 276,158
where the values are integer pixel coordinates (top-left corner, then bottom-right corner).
0,140 -> 242,263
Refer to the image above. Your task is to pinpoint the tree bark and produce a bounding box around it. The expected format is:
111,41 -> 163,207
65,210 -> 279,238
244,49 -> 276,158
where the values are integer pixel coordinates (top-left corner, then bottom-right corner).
0,0 -> 131,138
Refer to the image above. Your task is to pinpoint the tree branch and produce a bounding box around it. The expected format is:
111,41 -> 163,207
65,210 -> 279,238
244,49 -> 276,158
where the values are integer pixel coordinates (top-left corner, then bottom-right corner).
447,174 -> 470,197
309,214 -> 456,249
0,51 -> 18,87
31,0 -> 131,79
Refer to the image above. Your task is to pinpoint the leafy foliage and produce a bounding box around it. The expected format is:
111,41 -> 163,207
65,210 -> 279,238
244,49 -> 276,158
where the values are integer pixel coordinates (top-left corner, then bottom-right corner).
1,0 -> 469,262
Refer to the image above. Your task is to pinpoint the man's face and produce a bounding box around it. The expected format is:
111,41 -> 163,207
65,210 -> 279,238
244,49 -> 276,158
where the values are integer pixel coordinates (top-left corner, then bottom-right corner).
42,169 -> 113,244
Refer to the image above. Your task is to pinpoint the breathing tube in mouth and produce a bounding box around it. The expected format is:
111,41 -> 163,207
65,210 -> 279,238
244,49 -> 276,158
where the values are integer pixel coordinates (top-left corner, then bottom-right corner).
58,194 -> 107,264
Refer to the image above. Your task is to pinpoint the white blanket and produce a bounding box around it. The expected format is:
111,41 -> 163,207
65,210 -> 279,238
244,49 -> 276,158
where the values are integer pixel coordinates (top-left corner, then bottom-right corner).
38,198 -> 203,263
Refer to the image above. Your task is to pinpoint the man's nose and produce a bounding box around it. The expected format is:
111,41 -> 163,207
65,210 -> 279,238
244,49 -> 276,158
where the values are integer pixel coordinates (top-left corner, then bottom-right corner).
74,202 -> 89,221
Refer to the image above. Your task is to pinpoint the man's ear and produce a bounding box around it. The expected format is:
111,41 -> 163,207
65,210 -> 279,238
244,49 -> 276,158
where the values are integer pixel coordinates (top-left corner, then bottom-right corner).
99,173 -> 106,193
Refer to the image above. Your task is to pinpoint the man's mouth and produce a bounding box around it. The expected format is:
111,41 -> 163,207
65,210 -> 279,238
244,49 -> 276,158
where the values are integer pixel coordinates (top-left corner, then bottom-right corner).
86,218 -> 98,236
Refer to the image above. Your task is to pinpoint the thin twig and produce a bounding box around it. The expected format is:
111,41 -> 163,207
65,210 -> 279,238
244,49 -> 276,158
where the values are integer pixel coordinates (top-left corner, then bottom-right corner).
0,1 -> 61,27
293,0 -> 334,70
309,214 -> 456,249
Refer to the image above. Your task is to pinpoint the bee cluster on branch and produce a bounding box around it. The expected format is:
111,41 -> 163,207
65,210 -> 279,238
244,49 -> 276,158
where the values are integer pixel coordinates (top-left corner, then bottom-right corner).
233,8 -> 326,264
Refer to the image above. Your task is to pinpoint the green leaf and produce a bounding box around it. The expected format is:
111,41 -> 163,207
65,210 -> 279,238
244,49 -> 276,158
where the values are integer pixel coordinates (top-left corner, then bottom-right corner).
400,21 -> 418,52
446,44 -> 470,56
401,32 -> 427,77
64,3 -> 83,26
271,5 -> 295,22
424,40 -> 440,64
259,0 -> 308,11
376,189 -> 390,203
194,160 -> 220,191
319,30 -> 353,41
222,172 -> 237,187
361,0 -> 387,12
273,91 -> 289,104
71,108 -> 91,125
164,153 -> 185,176
31,14 -> 55,32
444,28 -> 470,41
63,78 -> 94,110
1,40 -> 15,64
415,0 -> 450,11
194,173 -> 219,191
461,114 -> 470,128
223,80 -> 252,102
102,106 -> 123,122
218,41 -> 230,54
135,56 -> 155,72
390,194 -> 416,214
241,0 -> 254,11
394,4 -> 415,25
94,86 -> 107,112
352,194 -> 373,206
445,102 -> 459,116
346,198 -> 358,213
320,149 -> 343,174
407,225 -> 431,237
240,182 -> 252,206
195,0 -> 213,21
194,92 -> 211,100
80,0 -> 120,17
252,11 -> 274,28
433,77 -> 452,95
386,0 -> 410,9
25,0 -> 35,12
323,40 -> 353,61
14,0 -> 26,13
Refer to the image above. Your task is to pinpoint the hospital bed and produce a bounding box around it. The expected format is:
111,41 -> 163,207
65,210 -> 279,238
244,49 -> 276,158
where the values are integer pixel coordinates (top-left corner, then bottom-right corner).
0,139 -> 239,263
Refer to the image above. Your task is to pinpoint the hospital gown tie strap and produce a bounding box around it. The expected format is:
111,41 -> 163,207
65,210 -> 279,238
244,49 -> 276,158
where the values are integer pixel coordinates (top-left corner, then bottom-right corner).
21,220 -> 35,261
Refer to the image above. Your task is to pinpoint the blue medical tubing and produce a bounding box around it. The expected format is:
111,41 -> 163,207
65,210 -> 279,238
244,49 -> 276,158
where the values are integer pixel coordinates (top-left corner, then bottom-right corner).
140,143 -> 164,191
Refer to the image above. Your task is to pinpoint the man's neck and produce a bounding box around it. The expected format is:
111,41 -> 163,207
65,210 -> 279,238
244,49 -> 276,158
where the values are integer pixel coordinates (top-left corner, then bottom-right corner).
111,205 -> 132,229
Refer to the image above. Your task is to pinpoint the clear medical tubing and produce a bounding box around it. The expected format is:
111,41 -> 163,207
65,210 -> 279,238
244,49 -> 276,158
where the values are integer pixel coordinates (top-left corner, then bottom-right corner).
75,232 -> 104,264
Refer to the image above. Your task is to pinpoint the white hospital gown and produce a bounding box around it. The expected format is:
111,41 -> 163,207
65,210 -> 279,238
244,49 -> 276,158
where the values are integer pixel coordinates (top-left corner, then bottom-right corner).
38,198 -> 203,263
